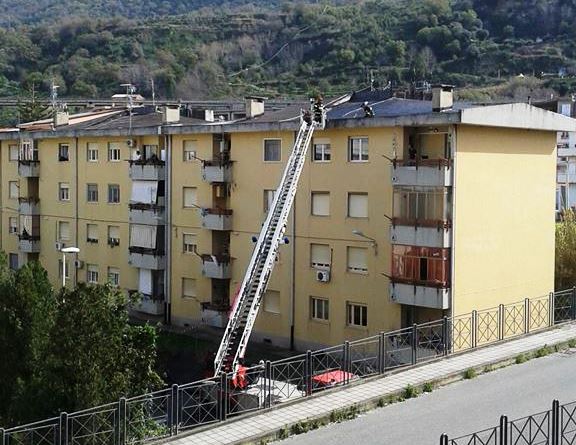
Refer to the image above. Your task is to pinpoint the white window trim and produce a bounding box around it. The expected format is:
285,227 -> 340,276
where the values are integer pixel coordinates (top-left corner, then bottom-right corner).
87,143 -> 99,162
108,184 -> 120,204
310,297 -> 329,322
346,302 -> 368,327
312,142 -> 331,163
108,143 -> 122,162
347,192 -> 369,219
263,139 -> 282,163
59,183 -> 70,202
183,233 -> 197,254
348,137 -> 369,163
311,192 -> 330,217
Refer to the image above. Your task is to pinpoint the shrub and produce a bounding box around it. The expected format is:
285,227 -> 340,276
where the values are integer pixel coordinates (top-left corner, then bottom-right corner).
403,384 -> 419,399
463,368 -> 477,379
422,382 -> 434,393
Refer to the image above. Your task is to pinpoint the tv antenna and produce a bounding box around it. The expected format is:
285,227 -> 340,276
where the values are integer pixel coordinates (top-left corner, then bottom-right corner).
120,83 -> 136,136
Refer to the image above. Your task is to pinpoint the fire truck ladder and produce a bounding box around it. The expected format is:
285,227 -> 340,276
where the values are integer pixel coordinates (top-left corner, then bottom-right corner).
214,120 -> 316,376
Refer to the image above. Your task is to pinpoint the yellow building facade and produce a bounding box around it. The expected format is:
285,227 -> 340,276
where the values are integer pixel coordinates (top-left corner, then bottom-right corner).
0,91 -> 571,351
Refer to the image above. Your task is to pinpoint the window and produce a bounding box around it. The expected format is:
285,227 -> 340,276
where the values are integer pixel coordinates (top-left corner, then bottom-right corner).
108,143 -> 121,161
87,224 -> 98,243
87,143 -> 99,162
108,184 -> 120,203
310,244 -> 331,269
264,290 -> 280,314
264,139 -> 281,162
108,225 -> 120,246
311,192 -> 330,216
58,259 -> 70,279
346,302 -> 367,327
87,264 -> 99,284
108,267 -> 120,286
349,137 -> 369,162
9,144 -> 19,161
59,183 -> 70,201
58,143 -> 69,161
9,181 -> 18,199
182,278 -> 197,298
58,221 -> 70,241
87,184 -> 98,203
312,139 -> 331,162
183,140 -> 197,162
9,253 -> 18,271
8,217 -> 17,234
263,189 -> 276,214
310,297 -> 329,321
391,245 -> 450,287
183,187 -> 197,208
393,187 -> 448,223
348,193 -> 368,218
347,247 -> 367,274
183,233 -> 197,254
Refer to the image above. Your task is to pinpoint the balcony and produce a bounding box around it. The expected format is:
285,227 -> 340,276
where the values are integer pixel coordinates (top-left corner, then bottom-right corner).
391,219 -> 451,248
128,247 -> 166,270
129,201 -> 165,225
201,302 -> 229,328
18,197 -> 40,216
392,159 -> 452,187
130,291 -> 165,316
557,172 -> 576,184
201,160 -> 233,183
129,159 -> 165,181
390,282 -> 450,310
201,208 -> 233,231
18,234 -> 40,253
201,254 -> 232,279
18,160 -> 40,177
558,147 -> 576,157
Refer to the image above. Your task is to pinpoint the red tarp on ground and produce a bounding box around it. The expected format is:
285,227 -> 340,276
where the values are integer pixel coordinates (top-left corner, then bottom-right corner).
312,370 -> 355,385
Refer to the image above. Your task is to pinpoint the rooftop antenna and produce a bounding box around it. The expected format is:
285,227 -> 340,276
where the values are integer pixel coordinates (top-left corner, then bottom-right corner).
50,80 -> 59,112
370,69 -> 375,91
150,78 -> 156,107
120,83 -> 136,136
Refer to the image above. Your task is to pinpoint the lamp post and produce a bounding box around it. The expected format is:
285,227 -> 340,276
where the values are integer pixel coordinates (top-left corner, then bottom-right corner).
61,246 -> 80,288
352,230 -> 378,256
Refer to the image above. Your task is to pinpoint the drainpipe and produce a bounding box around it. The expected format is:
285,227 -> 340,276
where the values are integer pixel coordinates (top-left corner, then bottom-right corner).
164,130 -> 172,324
449,126 -> 457,320
0,140 -> 3,252
74,137 -> 79,287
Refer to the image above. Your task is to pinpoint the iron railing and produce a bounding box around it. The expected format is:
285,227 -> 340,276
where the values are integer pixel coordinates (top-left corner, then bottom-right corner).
440,399 -> 576,445
3,289 -> 576,445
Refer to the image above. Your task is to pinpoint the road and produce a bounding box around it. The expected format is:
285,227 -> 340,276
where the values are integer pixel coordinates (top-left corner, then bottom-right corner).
276,349 -> 576,444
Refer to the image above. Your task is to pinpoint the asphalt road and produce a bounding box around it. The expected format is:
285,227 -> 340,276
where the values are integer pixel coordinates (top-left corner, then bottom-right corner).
275,349 -> 576,445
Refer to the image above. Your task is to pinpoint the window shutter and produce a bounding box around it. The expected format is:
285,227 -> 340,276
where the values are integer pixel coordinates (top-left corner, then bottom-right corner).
264,290 -> 280,314
183,233 -> 196,248
131,181 -> 158,204
182,278 -> 197,297
183,187 -> 197,207
311,244 -> 331,268
109,226 -> 120,239
138,269 -> 152,295
130,224 -> 157,248
347,247 -> 367,271
87,224 -> 98,239
312,193 -> 330,216
348,193 -> 368,218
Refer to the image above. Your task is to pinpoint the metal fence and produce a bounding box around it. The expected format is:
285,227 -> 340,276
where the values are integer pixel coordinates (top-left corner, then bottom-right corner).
440,399 -> 576,445
3,289 -> 576,445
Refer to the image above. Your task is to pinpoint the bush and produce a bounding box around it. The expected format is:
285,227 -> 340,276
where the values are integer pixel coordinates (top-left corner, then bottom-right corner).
535,345 -> 553,358
463,368 -> 477,379
516,354 -> 528,364
403,384 -> 419,399
422,382 -> 434,393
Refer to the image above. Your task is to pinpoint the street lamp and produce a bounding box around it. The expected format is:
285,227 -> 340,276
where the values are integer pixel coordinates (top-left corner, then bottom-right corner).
61,246 -> 80,288
352,230 -> 378,256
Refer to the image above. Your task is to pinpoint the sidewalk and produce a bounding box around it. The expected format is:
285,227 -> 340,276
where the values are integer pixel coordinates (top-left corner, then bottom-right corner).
166,323 -> 576,445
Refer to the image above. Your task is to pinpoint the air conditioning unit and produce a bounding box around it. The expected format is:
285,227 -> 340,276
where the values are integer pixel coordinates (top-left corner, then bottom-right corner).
126,139 -> 136,148
74,260 -> 84,269
55,242 -> 64,251
316,270 -> 331,283
392,176 -> 398,182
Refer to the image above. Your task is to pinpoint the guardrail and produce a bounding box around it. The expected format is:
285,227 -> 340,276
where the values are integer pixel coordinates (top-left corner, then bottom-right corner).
2,288 -> 576,445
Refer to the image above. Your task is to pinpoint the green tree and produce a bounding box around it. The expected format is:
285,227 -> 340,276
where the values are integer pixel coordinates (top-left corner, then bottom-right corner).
556,209 -> 576,290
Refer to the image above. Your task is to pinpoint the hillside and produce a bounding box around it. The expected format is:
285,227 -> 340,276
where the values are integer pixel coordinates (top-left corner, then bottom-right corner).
1,0 -> 576,115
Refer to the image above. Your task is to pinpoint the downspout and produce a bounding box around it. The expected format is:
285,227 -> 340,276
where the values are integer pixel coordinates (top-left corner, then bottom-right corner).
74,137 -> 79,287
164,129 -> 172,324
449,125 -> 457,320
289,129 -> 297,350
0,140 -> 3,252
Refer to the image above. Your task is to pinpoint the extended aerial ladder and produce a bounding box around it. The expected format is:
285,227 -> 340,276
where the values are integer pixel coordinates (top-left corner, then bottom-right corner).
214,107 -> 323,376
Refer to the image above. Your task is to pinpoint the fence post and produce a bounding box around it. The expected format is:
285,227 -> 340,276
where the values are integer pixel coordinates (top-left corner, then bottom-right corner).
305,350 -> 313,396
412,324 -> 418,364
118,397 -> 127,445
499,304 -> 505,341
442,316 -> 449,356
550,292 -> 556,326
59,412 -> 68,445
265,360 -> 272,408
219,372 -> 228,421
439,433 -> 449,445
499,415 -> 508,445
472,310 -> 478,349
378,332 -> 385,373
171,384 -> 179,436
524,298 -> 530,334
0,428 -> 5,445
343,341 -> 351,384
552,399 -> 560,445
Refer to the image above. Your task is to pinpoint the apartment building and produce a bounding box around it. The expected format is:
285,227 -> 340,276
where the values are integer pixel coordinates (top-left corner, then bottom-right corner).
0,87 -> 571,350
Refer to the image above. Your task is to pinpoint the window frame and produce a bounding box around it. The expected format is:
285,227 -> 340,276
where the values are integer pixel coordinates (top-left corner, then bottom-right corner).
263,139 -> 282,162
58,221 -> 71,241
312,142 -> 331,162
108,143 -> 122,162
310,297 -> 329,321
8,217 -> 18,234
9,144 -> 19,161
107,267 -> 120,287
87,264 -> 99,284
87,143 -> 99,162
347,246 -> 368,274
58,143 -> 70,162
107,225 -> 120,246
311,191 -> 330,217
183,233 -> 197,254
346,302 -> 368,327
183,140 -> 197,162
107,184 -> 120,204
8,181 -> 19,199
348,137 -> 369,162
182,277 -> 197,298
310,243 -> 331,269
183,187 -> 198,208
59,182 -> 70,202
86,223 -> 99,243
86,183 -> 99,203
347,192 -> 369,218
263,289 -> 281,314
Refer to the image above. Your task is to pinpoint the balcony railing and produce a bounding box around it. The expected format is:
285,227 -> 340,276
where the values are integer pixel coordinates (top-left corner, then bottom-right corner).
128,246 -> 166,270
128,202 -> 166,225
18,234 -> 41,253
392,158 -> 453,187
128,158 -> 165,180
201,302 -> 230,328
390,219 -> 451,248
201,254 -> 232,279
201,160 -> 233,183
389,282 -> 450,309
18,197 -> 40,215
129,290 -> 165,316
201,208 -> 233,231
18,160 -> 40,177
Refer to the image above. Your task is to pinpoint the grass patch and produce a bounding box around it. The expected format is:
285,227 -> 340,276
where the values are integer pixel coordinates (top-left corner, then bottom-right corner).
403,384 -> 419,399
535,345 -> 553,358
330,405 -> 359,423
483,364 -> 495,373
422,381 -> 434,393
278,427 -> 289,440
377,397 -> 386,407
463,368 -> 477,379
515,353 -> 528,364
568,339 -> 576,348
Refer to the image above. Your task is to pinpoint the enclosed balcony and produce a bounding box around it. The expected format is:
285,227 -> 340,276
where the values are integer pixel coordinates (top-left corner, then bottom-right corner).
202,160 -> 233,183
129,181 -> 165,224
130,269 -> 165,315
129,158 -> 165,181
391,187 -> 451,248
201,254 -> 232,279
129,202 -> 165,225
390,245 -> 450,309
201,208 -> 233,231
18,160 -> 40,177
18,197 -> 40,216
18,215 -> 40,253
128,225 -> 165,270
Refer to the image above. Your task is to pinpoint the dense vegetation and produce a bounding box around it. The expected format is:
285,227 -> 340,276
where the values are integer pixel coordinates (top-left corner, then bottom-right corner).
2,0 -> 576,112
0,257 -> 162,426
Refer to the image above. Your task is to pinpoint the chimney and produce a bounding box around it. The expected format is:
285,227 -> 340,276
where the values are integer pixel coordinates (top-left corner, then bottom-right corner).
204,109 -> 215,122
53,111 -> 69,127
162,105 -> 180,124
245,96 -> 266,119
432,84 -> 454,112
